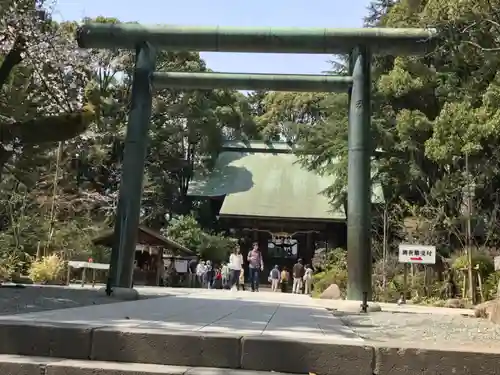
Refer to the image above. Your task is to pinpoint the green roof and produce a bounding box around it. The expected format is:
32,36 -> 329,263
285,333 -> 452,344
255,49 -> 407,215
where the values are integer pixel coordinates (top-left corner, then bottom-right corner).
188,141 -> 383,221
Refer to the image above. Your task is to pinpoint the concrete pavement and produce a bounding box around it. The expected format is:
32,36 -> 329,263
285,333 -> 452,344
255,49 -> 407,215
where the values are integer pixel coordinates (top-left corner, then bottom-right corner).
0,288 -> 362,342
0,288 -> 499,375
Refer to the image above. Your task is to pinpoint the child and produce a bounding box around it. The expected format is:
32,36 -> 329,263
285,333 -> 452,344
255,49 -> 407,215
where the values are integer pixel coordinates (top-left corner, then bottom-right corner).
270,265 -> 280,292
238,267 -> 245,291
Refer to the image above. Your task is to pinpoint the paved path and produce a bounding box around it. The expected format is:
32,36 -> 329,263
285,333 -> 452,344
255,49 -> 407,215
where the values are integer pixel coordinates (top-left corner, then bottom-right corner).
0,288 -> 363,343
1,286 -> 492,346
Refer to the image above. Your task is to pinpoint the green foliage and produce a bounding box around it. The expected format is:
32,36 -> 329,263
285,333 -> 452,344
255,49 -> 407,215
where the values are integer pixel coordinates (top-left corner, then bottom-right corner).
312,248 -> 347,296
313,268 -> 347,297
322,248 -> 348,271
4,0 -> 500,299
165,215 -> 235,262
249,0 -> 500,261
165,215 -> 204,252
0,11 -> 258,270
0,249 -> 26,281
197,233 -> 235,263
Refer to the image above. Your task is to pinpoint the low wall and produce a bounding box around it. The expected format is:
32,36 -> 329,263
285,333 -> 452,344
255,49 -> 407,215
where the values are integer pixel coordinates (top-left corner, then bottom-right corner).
0,320 -> 499,375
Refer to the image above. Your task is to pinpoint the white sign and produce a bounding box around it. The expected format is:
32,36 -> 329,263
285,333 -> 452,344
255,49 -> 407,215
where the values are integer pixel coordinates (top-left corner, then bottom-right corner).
174,259 -> 188,273
495,256 -> 500,271
398,244 -> 436,264
68,261 -> 110,270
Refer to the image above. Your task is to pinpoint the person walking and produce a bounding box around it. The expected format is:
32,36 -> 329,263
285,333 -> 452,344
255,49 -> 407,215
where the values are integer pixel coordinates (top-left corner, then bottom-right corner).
247,242 -> 264,292
221,262 -> 230,289
196,261 -> 206,287
270,265 -> 280,292
205,260 -> 214,289
157,257 -> 165,287
303,264 -> 314,295
229,245 -> 244,290
292,258 -> 305,294
280,267 -> 290,293
188,257 -> 198,287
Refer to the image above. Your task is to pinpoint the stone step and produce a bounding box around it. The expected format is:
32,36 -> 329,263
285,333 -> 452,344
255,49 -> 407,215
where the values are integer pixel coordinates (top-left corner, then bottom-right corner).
0,355 -> 294,375
1,320 -> 500,375
0,319 -> 371,375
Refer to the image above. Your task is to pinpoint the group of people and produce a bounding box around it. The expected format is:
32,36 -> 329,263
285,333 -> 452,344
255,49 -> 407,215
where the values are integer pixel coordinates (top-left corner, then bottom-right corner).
188,242 -> 314,294
268,258 -> 314,294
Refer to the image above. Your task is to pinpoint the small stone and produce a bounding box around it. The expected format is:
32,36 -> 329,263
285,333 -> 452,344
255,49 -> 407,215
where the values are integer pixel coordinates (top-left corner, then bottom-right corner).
444,298 -> 464,308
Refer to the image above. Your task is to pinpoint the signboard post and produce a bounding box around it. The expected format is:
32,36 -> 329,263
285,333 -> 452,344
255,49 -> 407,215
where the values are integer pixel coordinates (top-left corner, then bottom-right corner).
398,244 -> 436,304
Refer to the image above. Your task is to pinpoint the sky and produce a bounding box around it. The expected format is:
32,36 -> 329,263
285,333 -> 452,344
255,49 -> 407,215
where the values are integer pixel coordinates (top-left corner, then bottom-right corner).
52,0 -> 371,75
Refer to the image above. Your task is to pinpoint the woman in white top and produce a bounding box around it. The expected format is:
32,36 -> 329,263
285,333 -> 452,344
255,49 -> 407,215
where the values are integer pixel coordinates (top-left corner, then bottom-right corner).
303,264 -> 314,295
229,245 -> 244,290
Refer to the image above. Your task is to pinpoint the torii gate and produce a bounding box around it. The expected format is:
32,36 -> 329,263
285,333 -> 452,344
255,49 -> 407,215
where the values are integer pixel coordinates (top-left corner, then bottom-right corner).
76,24 -> 435,300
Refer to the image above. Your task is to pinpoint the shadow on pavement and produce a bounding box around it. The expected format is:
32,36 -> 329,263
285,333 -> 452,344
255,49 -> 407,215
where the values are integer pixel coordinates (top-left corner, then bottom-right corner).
1,290 -> 362,341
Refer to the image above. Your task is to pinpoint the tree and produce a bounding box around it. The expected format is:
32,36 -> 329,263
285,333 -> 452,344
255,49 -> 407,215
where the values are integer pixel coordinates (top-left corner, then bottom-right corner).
164,214 -> 234,262
142,51 -> 259,226
0,9 -> 258,273
0,1 -> 95,181
248,0 -> 500,256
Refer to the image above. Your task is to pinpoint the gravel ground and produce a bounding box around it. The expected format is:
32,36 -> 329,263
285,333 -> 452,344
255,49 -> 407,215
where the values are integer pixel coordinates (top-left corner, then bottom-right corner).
336,310 -> 500,348
0,285 -> 160,316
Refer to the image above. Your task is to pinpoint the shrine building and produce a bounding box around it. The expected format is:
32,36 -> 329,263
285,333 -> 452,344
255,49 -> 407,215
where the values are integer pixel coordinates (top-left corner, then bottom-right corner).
187,140 -> 384,273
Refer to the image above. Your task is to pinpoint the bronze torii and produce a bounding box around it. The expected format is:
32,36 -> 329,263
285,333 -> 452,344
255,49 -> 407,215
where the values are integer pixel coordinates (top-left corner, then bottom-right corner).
76,23 -> 436,300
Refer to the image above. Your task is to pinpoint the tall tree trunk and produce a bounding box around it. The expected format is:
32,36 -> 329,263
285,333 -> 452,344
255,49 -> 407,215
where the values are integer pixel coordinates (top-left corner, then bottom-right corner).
45,141 -> 63,254
0,145 -> 13,181
0,36 -> 24,91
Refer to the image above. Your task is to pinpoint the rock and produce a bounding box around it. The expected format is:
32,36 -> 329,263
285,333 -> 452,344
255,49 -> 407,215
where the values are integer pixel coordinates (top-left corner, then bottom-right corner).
364,302 -> 382,312
319,283 -> 341,300
444,298 -> 465,308
474,300 -> 500,324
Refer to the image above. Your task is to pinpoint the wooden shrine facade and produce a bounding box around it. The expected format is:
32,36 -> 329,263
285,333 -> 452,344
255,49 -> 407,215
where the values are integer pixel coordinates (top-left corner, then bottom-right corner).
188,141 -> 384,271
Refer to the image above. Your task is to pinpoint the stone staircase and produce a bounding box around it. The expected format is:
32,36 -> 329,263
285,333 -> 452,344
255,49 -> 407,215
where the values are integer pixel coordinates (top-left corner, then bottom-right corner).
1,319 -> 500,374
0,355 -> 293,375
0,320 -> 373,375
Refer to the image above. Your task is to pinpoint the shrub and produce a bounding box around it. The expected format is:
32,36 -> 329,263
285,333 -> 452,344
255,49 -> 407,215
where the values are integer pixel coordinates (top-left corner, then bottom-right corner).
198,233 -> 236,262
28,254 -> 65,283
372,256 -> 406,302
313,267 -> 347,297
452,252 -> 494,279
0,251 -> 26,282
311,248 -> 348,297
164,214 -> 236,261
484,271 -> 500,300
324,248 -> 347,271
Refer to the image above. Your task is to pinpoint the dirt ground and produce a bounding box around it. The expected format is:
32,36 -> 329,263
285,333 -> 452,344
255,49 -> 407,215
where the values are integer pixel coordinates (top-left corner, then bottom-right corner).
335,309 -> 500,348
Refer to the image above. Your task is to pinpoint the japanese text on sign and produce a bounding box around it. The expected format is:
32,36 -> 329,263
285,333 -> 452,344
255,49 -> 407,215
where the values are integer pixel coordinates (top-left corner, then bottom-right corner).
398,244 -> 436,265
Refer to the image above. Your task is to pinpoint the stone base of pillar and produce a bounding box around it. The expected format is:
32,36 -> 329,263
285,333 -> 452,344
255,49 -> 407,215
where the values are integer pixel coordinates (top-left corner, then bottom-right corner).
334,300 -> 382,313
97,286 -> 140,301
